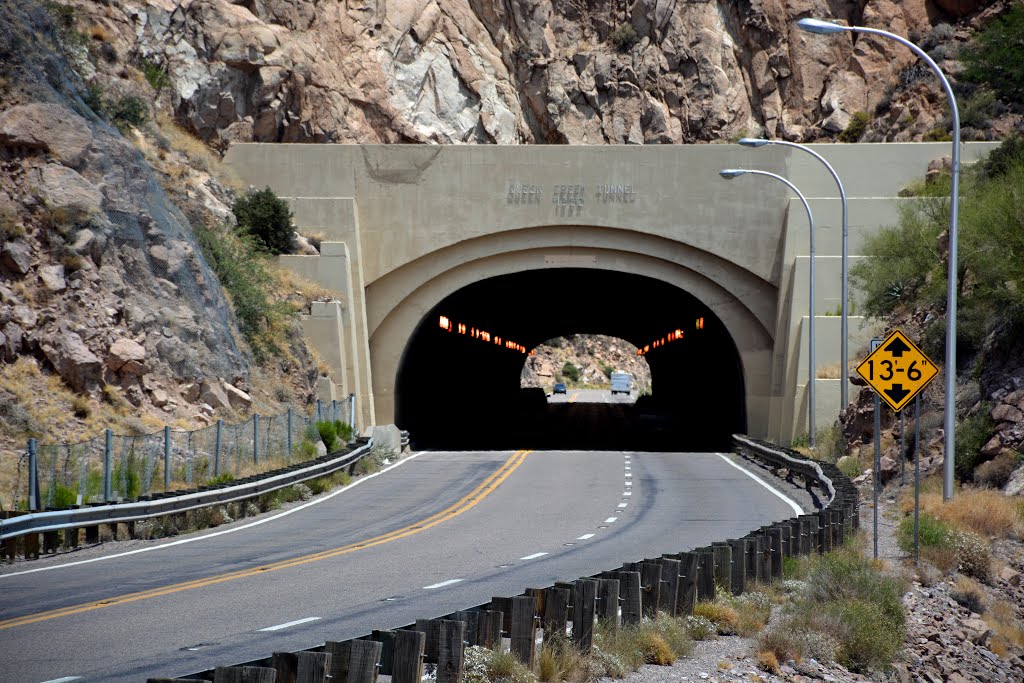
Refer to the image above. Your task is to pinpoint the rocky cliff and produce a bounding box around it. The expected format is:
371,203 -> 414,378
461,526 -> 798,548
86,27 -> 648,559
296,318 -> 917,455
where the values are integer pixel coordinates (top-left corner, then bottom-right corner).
78,0 -> 1015,147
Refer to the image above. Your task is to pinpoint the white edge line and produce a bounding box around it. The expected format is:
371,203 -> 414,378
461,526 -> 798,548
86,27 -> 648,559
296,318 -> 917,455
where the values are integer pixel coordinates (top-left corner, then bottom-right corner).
1,451 -> 431,578
40,678 -> 82,683
576,533 -> 595,540
519,552 -> 548,560
604,517 -> 618,524
424,578 -> 463,590
259,616 -> 320,632
716,453 -> 803,515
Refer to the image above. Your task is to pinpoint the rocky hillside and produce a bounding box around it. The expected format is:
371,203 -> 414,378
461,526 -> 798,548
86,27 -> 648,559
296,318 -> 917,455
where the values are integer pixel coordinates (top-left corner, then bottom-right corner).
520,334 -> 651,392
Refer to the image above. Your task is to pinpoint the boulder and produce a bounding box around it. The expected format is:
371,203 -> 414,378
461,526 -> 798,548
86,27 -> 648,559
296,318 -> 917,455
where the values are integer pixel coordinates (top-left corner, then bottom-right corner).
41,327 -> 103,392
879,455 -> 899,484
150,387 -> 169,407
0,240 -> 32,275
1005,465 -> 1024,497
990,403 -> 1023,424
223,381 -> 253,410
980,434 -> 1003,457
34,164 -> 103,218
39,264 -> 67,293
370,424 -> 402,453
998,565 -> 1021,587
0,103 -> 94,168
106,338 -> 147,375
199,378 -> 231,410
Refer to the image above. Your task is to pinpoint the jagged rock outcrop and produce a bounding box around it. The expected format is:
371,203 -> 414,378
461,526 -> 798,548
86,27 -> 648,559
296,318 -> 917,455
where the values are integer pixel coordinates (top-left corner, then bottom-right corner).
71,0 -> 1003,147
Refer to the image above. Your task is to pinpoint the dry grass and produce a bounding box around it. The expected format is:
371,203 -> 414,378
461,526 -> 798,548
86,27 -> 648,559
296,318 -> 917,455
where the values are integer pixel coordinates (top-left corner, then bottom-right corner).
88,24 -> 112,42
899,478 -> 1024,539
816,362 -> 841,379
270,263 -> 344,306
756,649 -> 781,674
693,602 -> 740,635
537,636 -> 584,682
986,599 -> 1024,656
154,111 -> 243,191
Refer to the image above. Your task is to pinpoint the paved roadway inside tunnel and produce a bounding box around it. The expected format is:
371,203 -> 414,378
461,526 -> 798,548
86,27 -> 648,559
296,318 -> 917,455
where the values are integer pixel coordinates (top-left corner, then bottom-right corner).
0,449 -> 806,683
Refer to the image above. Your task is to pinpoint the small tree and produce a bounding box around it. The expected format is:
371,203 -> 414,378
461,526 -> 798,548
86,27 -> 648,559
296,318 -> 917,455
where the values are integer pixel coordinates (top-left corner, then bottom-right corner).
232,187 -> 294,255
561,362 -> 580,383
961,4 -> 1024,102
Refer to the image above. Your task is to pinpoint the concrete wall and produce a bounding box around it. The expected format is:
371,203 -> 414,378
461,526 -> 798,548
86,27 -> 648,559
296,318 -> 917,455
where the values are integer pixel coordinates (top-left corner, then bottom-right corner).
225,141 -> 999,443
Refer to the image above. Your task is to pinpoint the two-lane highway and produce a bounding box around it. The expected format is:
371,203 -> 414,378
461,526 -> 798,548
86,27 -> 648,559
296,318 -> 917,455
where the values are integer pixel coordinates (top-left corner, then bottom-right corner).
0,450 -> 804,682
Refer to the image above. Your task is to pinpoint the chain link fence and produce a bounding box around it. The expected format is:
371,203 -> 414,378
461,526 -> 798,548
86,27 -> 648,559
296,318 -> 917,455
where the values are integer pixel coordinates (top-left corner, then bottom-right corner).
5,396 -> 354,512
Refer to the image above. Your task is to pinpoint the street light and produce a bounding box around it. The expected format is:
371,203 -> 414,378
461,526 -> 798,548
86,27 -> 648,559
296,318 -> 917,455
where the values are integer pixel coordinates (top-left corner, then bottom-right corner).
738,137 -> 850,410
797,16 -> 961,501
720,168 -> 818,447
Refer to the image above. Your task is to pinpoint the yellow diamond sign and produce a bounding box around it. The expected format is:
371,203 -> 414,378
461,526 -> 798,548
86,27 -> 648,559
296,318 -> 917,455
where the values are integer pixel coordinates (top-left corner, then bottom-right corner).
856,329 -> 939,412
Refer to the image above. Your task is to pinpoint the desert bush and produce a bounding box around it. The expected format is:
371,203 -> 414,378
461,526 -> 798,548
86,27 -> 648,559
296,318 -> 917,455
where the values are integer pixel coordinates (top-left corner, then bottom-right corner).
537,635 -> 583,682
951,575 -> 987,614
961,4 -> 1024,101
829,598 -> 903,672
693,601 -> 740,635
956,406 -> 993,481
316,420 -> 338,451
981,134 -> 1024,178
233,187 -> 294,255
611,23 -> 639,52
952,529 -> 991,582
561,362 -> 580,383
683,614 -> 717,641
108,95 -> 148,131
974,451 -> 1019,488
839,112 -> 870,142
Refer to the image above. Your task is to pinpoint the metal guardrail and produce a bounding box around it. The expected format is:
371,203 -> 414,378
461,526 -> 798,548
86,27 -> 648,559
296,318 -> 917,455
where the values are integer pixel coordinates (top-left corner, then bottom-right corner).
0,441 -> 372,542
732,434 -> 838,504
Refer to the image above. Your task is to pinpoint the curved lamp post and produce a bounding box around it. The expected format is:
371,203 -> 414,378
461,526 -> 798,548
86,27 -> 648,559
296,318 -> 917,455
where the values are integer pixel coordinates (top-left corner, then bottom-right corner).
720,168 -> 817,447
798,17 -> 960,501
738,137 -> 850,410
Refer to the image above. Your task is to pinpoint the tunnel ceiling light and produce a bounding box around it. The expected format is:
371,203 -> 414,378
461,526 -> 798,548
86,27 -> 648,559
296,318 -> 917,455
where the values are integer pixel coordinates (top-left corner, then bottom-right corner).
437,314 -> 528,353
636,320 -> 704,356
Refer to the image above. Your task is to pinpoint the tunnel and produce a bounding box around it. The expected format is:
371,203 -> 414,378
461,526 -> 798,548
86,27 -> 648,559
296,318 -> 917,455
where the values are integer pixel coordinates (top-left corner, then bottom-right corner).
394,268 -> 746,451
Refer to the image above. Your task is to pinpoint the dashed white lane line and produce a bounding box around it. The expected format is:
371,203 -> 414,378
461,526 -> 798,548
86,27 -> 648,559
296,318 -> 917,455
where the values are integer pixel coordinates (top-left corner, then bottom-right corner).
424,579 -> 464,589
577,533 -> 595,540
604,517 -> 618,524
625,481 -> 632,486
519,552 -> 548,561
41,677 -> 81,683
260,616 -> 320,632
716,453 -> 803,515
625,466 -> 631,471
1,450 -> 432,579
617,502 -> 628,508
625,473 -> 632,478
623,492 -> 632,496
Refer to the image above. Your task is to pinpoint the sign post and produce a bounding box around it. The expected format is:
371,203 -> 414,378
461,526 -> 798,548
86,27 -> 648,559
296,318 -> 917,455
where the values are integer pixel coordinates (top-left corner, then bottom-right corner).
857,330 -> 939,561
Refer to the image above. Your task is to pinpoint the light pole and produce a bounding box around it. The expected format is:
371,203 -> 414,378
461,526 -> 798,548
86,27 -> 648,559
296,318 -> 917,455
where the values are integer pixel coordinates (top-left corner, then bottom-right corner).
720,168 -> 818,447
738,138 -> 850,410
798,17 -> 960,501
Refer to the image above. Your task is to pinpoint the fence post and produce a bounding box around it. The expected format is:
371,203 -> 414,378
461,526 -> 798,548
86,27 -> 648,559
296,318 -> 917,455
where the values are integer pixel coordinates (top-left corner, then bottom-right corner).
332,399 -> 338,423
215,419 -> 223,477
286,408 -> 293,456
104,428 -> 113,502
349,393 -> 356,433
162,426 -> 171,490
253,414 -> 260,466
316,399 -> 322,422
28,439 -> 38,511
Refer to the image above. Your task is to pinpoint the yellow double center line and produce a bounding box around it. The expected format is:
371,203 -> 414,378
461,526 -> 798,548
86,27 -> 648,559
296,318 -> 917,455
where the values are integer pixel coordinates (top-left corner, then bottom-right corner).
0,449 -> 532,630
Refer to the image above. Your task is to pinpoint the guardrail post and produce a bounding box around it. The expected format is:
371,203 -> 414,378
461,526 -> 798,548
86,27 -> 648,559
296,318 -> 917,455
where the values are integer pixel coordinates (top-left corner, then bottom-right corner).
215,419 -> 223,477
510,596 -> 537,666
272,651 -> 330,683
325,639 -> 381,683
657,557 -> 681,614
712,543 -> 732,594
728,539 -> 747,594
252,413 -> 260,466
104,428 -> 113,502
163,426 -> 171,490
286,408 -> 293,456
542,586 -> 569,642
391,629 -> 425,683
436,619 -> 465,683
27,439 -> 38,511
572,579 -> 597,652
478,610 -> 502,648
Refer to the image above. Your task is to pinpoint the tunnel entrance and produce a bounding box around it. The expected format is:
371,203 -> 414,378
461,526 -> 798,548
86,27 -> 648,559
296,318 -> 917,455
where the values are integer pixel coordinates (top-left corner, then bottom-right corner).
395,268 -> 746,451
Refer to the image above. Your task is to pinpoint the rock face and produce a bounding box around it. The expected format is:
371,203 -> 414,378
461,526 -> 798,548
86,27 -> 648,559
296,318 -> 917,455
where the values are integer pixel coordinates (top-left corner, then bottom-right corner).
108,0 -> 981,146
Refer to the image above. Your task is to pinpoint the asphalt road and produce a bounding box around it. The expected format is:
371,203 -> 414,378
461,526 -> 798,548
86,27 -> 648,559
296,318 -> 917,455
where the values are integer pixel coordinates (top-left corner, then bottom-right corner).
546,388 -> 635,404
0,450 -> 804,683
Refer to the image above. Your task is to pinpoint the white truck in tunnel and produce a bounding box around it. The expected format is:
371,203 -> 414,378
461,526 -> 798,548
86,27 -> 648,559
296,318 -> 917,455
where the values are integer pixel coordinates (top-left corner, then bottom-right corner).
610,372 -> 632,395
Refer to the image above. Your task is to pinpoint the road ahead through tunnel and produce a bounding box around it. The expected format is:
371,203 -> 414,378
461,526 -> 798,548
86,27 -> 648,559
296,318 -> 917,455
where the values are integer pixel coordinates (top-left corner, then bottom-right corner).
395,268 -> 746,450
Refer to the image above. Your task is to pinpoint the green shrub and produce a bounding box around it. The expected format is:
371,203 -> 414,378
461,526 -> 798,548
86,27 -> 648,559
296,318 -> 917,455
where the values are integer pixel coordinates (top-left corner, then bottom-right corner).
611,24 -> 639,52
108,95 -> 148,130
206,472 -> 234,486
45,481 -> 78,509
140,58 -> 169,92
956,406 -> 993,481
113,450 -> 144,499
828,598 -> 903,672
981,134 -> 1024,178
952,529 -> 991,582
561,362 -> 580,383
316,420 -> 338,452
335,420 -> 354,443
961,88 -> 997,130
961,4 -> 1024,101
838,112 -> 870,143
232,187 -> 294,255
897,512 -> 955,552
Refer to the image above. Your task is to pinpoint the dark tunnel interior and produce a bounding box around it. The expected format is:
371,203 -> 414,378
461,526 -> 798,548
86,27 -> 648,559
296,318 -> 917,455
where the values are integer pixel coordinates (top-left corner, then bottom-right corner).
395,268 -> 746,451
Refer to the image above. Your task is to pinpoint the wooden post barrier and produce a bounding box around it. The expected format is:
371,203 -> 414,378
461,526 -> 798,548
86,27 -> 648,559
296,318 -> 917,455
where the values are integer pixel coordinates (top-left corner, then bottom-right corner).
436,620 -> 465,683
454,610 -> 479,646
615,571 -> 642,625
490,596 -> 513,635
213,666 -> 277,683
510,596 -> 537,667
391,630 -> 425,683
767,526 -> 784,580
788,519 -> 802,556
711,543 -> 731,595
542,587 -> 570,642
554,581 -> 575,623
478,610 -> 503,649
597,578 -> 620,627
572,578 -> 598,652
818,509 -> 832,553
696,548 -> 715,601
639,562 -> 662,617
676,552 -> 698,615
415,619 -> 441,663
326,639 -> 381,683
371,630 -> 396,676
758,532 -> 772,583
744,535 -> 760,582
271,651 -> 330,683
656,558 -> 680,615
148,679 -> 206,682
727,539 -> 747,595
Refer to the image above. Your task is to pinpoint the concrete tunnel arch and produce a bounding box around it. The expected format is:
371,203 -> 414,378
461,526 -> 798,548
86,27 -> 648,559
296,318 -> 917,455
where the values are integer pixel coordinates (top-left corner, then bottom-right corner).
366,228 -> 776,449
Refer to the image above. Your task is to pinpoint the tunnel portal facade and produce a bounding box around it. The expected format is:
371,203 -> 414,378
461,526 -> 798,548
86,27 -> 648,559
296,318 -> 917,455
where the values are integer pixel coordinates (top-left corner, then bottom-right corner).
224,142 -> 1000,446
